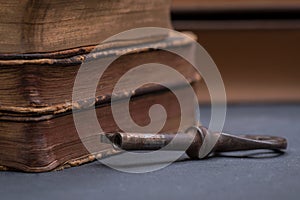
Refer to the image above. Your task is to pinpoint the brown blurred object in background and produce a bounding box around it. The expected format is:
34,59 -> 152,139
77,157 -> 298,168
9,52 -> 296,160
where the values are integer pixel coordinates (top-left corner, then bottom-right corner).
172,0 -> 300,103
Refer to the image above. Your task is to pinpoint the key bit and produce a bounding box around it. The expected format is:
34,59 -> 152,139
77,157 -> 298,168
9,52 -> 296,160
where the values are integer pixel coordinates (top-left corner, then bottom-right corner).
108,126 -> 287,159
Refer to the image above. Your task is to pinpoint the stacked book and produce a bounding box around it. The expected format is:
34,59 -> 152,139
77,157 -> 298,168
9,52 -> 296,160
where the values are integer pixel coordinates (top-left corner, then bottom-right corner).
0,0 -> 200,172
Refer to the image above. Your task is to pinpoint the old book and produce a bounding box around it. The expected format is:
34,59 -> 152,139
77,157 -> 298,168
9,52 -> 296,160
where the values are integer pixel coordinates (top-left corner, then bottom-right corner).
0,0 -> 172,53
0,83 -> 199,172
0,36 -> 200,172
0,34 -> 198,108
0,0 -> 201,172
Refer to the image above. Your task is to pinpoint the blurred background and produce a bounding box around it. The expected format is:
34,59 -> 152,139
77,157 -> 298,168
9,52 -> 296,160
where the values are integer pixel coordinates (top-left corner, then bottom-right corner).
171,0 -> 300,103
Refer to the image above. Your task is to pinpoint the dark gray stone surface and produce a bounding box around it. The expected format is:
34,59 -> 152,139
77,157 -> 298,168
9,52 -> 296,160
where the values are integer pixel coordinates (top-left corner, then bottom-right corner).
1,104 -> 299,200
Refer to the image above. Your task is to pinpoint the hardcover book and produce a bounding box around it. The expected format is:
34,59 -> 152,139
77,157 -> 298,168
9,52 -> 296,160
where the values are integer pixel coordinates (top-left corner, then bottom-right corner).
0,0 -> 201,172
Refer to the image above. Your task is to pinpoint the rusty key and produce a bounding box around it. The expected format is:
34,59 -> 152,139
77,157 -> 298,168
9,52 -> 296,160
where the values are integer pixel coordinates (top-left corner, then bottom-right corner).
107,126 -> 287,159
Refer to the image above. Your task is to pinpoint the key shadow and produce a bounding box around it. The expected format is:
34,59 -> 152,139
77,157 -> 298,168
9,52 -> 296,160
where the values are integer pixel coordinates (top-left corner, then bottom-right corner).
92,149 -> 287,171
174,149 -> 287,163
185,149 -> 287,161
210,149 -> 287,159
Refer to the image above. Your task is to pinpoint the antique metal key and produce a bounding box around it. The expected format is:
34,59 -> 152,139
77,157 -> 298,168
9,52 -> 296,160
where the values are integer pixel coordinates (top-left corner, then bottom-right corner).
108,126 -> 287,159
